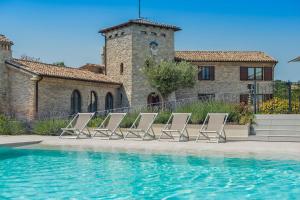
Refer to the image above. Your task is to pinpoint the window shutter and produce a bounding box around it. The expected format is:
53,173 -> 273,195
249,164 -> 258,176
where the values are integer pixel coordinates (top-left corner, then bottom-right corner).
210,66 -> 215,80
198,66 -> 202,80
240,67 -> 248,81
264,67 -> 273,81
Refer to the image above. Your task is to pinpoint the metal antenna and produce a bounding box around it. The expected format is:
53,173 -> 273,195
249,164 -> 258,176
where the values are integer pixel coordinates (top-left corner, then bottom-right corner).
138,0 -> 141,18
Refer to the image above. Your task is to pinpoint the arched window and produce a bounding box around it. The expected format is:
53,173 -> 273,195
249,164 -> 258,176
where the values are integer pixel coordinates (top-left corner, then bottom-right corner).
120,93 -> 123,106
88,91 -> 98,112
71,90 -> 81,114
120,63 -> 124,75
147,92 -> 161,107
105,92 -> 114,111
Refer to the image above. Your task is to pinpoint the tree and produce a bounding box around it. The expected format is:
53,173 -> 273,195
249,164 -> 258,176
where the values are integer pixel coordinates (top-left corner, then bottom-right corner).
274,80 -> 300,100
143,58 -> 197,101
53,62 -> 66,67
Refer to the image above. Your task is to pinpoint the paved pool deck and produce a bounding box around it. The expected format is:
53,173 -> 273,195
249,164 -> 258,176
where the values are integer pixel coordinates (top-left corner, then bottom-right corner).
1,135 -> 300,161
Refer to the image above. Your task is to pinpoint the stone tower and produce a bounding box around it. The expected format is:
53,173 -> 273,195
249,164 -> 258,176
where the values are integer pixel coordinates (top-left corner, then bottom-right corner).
0,34 -> 13,114
100,19 -> 181,107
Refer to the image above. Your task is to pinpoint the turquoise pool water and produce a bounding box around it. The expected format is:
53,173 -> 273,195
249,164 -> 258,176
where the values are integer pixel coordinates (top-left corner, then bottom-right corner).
0,147 -> 300,199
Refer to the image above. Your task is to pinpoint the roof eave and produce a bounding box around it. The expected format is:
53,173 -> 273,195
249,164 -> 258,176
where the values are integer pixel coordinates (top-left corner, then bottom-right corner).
99,21 -> 181,33
5,60 -> 40,76
6,60 -> 122,86
289,57 -> 300,63
41,75 -> 122,86
175,58 -> 278,63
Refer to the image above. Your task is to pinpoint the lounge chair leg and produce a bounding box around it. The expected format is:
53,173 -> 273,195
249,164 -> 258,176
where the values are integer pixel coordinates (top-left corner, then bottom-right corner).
59,131 -> 66,138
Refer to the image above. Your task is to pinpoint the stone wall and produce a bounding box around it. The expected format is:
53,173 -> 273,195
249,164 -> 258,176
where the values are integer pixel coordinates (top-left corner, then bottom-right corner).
0,46 -> 12,114
37,77 -> 120,118
105,26 -> 133,107
7,67 -> 35,121
131,25 -> 176,106
176,61 -> 275,102
104,24 -> 177,107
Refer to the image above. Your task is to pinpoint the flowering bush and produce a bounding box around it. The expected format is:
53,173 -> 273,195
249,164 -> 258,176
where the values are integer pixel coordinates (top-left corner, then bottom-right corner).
260,97 -> 300,114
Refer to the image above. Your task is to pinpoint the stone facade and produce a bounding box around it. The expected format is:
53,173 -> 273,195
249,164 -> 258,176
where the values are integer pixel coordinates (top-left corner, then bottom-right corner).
37,77 -> 119,118
103,24 -> 176,106
104,26 -> 133,107
0,40 -> 12,114
176,61 -> 275,102
6,67 -> 36,120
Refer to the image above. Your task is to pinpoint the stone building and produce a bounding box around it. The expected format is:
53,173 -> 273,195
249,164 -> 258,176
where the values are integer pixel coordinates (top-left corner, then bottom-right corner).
0,19 -> 277,121
175,51 -> 276,103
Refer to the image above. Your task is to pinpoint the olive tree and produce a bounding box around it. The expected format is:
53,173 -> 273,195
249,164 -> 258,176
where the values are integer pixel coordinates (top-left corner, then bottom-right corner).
143,59 -> 197,102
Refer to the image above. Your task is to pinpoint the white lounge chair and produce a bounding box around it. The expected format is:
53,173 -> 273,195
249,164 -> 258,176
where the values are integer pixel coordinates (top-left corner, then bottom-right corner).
196,113 -> 228,143
124,113 -> 158,140
60,112 -> 95,139
159,113 -> 191,141
93,113 -> 126,139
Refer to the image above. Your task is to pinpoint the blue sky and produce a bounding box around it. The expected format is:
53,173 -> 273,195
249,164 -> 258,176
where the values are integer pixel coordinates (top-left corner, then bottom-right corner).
1,0 -> 300,81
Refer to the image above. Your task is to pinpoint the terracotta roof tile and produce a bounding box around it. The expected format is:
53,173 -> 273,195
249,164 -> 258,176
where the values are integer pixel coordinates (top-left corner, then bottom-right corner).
0,34 -> 13,45
100,18 -> 181,33
80,63 -> 105,74
175,51 -> 277,63
6,59 -> 120,85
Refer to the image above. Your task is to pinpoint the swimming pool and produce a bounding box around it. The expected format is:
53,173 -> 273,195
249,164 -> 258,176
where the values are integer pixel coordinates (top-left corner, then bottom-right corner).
0,147 -> 299,199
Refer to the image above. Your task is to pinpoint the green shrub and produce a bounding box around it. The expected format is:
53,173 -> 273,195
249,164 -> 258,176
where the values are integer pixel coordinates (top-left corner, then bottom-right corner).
175,101 -> 235,123
120,112 -> 139,128
155,111 -> 171,124
88,117 -> 105,128
0,115 -> 26,135
233,103 -> 253,125
32,119 -> 68,135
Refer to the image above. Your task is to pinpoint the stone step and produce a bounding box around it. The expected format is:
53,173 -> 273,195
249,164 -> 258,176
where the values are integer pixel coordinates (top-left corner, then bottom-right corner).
255,129 -> 300,136
255,114 -> 300,120
253,125 -> 300,130
229,135 -> 300,142
254,119 -> 300,126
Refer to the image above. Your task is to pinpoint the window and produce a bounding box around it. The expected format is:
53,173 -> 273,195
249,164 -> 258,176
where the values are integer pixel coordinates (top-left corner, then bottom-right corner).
161,33 -> 166,37
108,35 -> 112,39
114,33 -> 118,37
247,68 -> 255,80
255,68 -> 263,80
105,92 -> 114,111
120,63 -> 124,75
71,90 -> 81,114
147,93 -> 161,107
198,94 -> 215,101
240,67 -> 266,81
120,93 -> 123,106
121,32 -> 125,36
150,32 -> 157,36
88,91 -> 98,112
141,31 -> 147,35
198,66 -> 215,80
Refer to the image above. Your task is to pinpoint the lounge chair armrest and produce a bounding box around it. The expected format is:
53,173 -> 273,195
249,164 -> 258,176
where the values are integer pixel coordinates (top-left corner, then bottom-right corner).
162,129 -> 180,132
94,128 -> 109,131
128,128 -> 143,132
200,130 -> 217,133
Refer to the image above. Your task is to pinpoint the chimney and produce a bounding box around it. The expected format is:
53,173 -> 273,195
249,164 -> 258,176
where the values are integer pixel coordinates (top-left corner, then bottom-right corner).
0,34 -> 13,114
